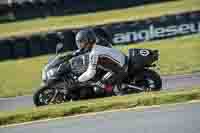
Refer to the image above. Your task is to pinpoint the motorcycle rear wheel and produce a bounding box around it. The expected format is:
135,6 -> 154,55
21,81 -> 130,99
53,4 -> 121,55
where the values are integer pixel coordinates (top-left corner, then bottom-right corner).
133,69 -> 162,92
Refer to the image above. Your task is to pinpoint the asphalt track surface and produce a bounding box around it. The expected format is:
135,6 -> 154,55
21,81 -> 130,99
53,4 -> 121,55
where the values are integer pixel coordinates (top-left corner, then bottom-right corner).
0,73 -> 200,112
1,101 -> 200,133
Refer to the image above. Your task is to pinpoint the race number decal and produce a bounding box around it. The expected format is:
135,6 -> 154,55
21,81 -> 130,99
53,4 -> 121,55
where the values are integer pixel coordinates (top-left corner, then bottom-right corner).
139,49 -> 150,56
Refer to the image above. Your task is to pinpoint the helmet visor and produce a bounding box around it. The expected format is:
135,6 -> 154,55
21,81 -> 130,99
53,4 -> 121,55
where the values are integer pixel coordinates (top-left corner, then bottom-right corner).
76,39 -> 86,49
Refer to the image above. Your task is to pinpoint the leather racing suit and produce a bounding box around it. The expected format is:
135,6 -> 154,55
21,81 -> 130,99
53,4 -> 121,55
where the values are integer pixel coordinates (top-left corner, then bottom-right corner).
77,45 -> 128,88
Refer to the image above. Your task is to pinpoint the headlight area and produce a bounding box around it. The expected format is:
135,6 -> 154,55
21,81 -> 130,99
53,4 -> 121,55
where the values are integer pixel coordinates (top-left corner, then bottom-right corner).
42,68 -> 58,81
42,70 -> 47,81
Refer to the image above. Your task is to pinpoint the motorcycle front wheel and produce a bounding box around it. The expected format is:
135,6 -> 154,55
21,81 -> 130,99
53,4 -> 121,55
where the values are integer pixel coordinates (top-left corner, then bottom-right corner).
33,84 -> 68,106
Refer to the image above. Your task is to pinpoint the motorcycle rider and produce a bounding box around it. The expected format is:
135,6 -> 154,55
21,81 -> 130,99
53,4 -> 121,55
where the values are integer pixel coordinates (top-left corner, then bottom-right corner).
75,29 -> 128,95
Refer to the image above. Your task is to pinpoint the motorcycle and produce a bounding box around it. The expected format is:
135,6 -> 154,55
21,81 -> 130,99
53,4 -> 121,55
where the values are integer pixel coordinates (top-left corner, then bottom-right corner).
33,43 -> 162,106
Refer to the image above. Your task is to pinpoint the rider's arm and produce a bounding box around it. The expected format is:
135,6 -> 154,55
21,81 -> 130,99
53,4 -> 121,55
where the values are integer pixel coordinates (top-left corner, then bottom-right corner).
72,48 -> 90,58
78,53 -> 98,82
72,49 -> 83,57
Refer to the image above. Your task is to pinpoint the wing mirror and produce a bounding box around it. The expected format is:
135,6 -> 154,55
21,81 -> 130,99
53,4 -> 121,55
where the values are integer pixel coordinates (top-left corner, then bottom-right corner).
56,43 -> 63,54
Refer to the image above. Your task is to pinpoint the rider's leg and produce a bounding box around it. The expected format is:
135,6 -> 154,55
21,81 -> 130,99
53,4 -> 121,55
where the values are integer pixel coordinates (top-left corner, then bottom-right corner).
97,66 -> 128,90
95,71 -> 113,90
106,65 -> 128,85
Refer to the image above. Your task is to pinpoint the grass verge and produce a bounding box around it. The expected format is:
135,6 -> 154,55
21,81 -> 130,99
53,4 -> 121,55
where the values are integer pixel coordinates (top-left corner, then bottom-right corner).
118,34 -> 200,75
0,34 -> 200,98
0,0 -> 199,38
0,87 -> 200,126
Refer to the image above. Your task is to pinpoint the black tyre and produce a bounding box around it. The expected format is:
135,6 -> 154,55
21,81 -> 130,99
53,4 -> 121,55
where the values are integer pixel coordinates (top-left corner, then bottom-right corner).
134,69 -> 162,92
33,84 -> 68,106
33,85 -> 55,106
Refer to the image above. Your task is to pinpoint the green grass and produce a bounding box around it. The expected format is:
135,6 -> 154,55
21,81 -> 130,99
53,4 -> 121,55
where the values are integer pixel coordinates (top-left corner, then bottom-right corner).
0,87 -> 200,126
0,34 -> 199,98
118,34 -> 200,75
0,0 -> 199,38
0,55 -> 49,97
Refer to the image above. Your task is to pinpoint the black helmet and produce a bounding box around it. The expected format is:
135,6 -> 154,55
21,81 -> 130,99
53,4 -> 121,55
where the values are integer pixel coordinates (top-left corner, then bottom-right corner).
75,29 -> 97,50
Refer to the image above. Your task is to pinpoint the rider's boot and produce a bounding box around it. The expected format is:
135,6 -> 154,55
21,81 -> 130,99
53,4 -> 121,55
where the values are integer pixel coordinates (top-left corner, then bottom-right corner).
113,84 -> 126,96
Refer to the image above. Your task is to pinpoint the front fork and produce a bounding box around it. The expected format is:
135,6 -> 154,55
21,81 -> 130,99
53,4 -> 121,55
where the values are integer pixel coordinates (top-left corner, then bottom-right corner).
41,79 -> 69,103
